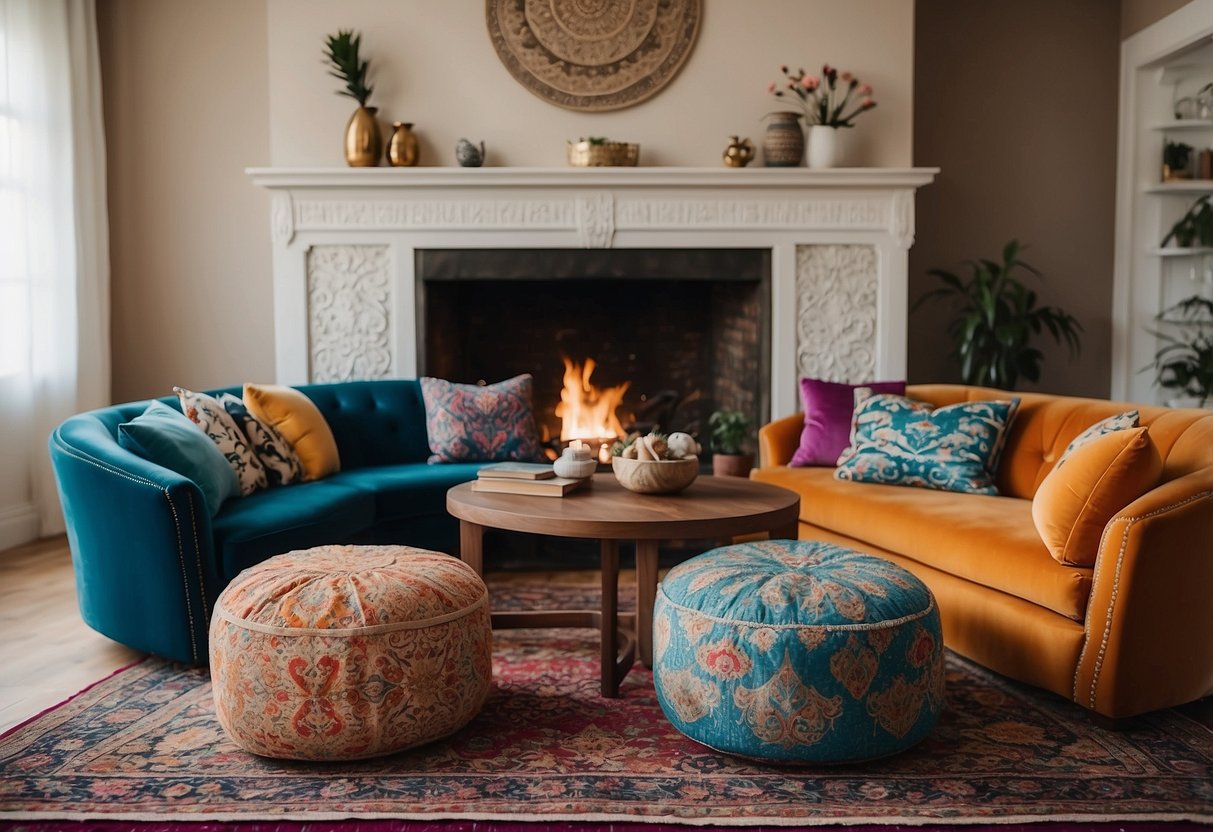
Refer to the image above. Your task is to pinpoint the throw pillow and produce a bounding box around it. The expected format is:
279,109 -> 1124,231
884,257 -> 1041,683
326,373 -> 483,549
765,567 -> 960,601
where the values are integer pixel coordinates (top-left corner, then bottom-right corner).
789,377 -> 906,467
243,384 -> 341,482
174,387 -> 267,496
218,394 -> 304,487
1032,426 -> 1162,566
118,400 -> 240,516
420,374 -> 545,464
1055,410 -> 1140,468
835,394 -> 1019,495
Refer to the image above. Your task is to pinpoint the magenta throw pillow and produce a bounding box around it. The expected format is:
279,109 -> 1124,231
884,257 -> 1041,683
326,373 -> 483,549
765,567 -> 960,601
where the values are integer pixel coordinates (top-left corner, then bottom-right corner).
420,374 -> 546,464
789,377 -> 906,467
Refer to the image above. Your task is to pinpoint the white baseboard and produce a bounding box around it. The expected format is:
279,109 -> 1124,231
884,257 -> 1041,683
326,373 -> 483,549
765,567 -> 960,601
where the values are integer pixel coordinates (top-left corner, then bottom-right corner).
0,503 -> 41,553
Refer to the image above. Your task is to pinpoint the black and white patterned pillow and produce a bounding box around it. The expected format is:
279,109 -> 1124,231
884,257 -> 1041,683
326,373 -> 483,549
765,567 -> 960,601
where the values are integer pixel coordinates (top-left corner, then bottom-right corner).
174,387 -> 267,496
218,393 -> 304,487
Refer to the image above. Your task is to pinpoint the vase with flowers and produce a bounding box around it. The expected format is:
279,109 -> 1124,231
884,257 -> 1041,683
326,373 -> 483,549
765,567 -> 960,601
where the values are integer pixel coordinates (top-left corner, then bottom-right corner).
324,30 -> 380,167
767,64 -> 877,168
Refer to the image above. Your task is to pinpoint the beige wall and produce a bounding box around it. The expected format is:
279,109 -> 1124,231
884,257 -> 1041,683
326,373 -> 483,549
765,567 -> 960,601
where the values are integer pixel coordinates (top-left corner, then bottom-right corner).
1121,0 -> 1195,38
100,0 -> 273,402
909,0 -> 1121,397
265,0 -> 913,168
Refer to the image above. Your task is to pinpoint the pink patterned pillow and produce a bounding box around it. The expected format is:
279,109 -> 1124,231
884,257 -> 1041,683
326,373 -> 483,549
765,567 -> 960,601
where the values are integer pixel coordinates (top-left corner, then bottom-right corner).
420,374 -> 545,464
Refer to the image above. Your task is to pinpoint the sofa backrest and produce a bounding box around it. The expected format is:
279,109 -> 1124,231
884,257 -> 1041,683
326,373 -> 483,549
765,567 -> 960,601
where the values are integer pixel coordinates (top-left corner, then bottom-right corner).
907,384 -> 1213,500
294,380 -> 432,469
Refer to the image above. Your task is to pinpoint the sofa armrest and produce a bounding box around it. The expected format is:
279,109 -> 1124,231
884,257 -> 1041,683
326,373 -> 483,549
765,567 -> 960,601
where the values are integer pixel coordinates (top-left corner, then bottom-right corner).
49,420 -> 219,664
1073,468 -> 1213,718
758,413 -> 804,468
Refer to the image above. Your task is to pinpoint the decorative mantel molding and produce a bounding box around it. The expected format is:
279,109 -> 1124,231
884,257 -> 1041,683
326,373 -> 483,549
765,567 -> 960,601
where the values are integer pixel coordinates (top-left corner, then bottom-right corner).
248,166 -> 937,418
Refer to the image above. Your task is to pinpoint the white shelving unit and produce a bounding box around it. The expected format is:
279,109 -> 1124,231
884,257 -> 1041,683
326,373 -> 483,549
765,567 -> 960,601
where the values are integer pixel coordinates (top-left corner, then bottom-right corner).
1112,1 -> 1213,403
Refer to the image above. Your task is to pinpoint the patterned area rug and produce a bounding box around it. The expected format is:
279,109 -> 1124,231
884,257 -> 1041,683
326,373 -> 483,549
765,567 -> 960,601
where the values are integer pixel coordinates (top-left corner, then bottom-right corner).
1,577 -> 1211,827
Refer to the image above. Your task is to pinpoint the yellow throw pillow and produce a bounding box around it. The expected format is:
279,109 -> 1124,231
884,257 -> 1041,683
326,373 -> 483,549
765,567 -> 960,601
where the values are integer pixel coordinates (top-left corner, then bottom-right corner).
1031,426 -> 1161,566
243,384 -> 340,481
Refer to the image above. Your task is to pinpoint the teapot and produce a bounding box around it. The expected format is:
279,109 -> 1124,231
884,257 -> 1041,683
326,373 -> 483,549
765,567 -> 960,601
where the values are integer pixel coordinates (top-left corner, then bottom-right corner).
455,139 -> 485,167
723,136 -> 755,168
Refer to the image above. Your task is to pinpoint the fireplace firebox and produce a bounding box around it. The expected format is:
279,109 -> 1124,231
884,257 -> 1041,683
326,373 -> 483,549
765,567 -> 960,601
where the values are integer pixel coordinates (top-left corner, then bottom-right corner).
417,249 -> 770,449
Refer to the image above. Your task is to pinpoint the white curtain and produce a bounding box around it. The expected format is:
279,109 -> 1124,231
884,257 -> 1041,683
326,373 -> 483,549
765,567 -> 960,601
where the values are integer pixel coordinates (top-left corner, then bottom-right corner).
0,0 -> 110,538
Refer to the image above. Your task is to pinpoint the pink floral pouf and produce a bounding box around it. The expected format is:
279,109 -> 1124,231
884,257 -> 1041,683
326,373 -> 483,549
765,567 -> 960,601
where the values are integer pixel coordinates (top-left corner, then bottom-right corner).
209,544 -> 492,761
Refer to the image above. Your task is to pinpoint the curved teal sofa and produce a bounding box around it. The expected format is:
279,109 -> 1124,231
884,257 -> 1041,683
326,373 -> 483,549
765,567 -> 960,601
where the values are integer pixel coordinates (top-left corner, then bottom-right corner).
49,380 -> 485,665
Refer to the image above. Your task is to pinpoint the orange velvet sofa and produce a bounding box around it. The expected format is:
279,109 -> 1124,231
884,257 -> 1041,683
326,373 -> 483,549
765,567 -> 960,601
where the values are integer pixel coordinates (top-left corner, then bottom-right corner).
753,384 -> 1213,721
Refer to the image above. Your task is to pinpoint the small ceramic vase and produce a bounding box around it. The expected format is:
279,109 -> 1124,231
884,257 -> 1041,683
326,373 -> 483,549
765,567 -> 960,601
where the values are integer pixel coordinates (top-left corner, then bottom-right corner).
762,112 -> 803,167
387,122 -> 419,166
455,139 -> 485,167
807,125 -> 842,169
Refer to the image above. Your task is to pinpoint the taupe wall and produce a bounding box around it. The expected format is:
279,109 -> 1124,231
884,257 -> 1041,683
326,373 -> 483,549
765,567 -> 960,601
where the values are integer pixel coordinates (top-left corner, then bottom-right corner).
100,0 -> 273,402
1121,0 -> 1195,38
909,0 -> 1121,397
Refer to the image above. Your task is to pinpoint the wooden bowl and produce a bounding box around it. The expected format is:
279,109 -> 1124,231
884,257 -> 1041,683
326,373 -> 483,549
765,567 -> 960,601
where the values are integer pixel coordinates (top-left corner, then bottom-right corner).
611,456 -> 699,494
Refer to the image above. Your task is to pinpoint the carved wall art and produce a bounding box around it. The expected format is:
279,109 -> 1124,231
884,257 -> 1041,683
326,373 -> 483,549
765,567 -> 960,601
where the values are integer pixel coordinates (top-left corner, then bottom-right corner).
486,0 -> 702,112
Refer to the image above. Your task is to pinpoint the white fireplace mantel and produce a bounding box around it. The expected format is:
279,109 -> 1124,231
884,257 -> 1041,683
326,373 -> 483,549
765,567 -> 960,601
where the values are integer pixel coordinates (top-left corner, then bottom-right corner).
248,166 -> 937,419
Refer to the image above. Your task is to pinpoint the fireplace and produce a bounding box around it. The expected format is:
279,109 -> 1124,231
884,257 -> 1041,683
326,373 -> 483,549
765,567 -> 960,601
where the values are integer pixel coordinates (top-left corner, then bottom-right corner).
417,249 -> 770,448
247,166 -> 936,420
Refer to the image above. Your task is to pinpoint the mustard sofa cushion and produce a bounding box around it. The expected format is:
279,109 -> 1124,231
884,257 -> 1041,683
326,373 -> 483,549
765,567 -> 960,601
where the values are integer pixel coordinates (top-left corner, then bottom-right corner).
1032,427 -> 1162,567
243,383 -> 341,481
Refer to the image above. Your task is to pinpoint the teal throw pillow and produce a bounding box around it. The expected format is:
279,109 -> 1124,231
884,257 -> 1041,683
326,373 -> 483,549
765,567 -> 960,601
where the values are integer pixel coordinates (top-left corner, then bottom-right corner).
118,400 -> 240,516
835,394 -> 1019,495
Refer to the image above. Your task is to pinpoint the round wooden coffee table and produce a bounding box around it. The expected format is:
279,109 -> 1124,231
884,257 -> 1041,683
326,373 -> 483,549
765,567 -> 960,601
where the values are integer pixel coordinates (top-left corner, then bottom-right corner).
447,474 -> 800,697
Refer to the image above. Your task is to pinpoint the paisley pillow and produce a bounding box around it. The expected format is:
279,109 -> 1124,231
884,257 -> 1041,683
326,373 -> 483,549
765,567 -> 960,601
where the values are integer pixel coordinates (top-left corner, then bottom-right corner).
218,393 -> 304,487
835,394 -> 1019,495
420,374 -> 545,464
174,387 -> 267,496
1055,410 -> 1139,468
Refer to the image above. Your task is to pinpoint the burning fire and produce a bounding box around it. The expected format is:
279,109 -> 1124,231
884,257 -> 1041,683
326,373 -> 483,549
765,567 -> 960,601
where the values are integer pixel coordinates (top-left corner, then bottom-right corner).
556,357 -> 629,444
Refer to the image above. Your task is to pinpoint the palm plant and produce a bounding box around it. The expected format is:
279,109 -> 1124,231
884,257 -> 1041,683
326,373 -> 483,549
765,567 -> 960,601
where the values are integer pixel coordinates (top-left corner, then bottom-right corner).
915,240 -> 1082,389
324,30 -> 373,107
1149,296 -> 1213,406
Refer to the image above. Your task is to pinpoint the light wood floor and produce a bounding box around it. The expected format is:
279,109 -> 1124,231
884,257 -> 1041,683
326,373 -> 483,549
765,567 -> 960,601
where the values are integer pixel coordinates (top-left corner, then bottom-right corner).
0,536 -> 624,734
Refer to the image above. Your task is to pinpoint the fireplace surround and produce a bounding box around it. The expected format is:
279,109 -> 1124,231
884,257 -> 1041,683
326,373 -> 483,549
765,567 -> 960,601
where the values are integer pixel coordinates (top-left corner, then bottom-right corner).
247,167 -> 937,419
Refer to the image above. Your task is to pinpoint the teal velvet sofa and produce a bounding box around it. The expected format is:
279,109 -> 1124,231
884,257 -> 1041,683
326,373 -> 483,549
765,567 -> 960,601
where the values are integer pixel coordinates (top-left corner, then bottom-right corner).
49,380 -> 485,665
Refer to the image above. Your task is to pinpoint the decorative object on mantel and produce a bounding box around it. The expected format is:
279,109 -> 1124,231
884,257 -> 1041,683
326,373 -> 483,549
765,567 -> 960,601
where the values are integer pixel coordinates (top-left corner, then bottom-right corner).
761,112 -> 804,167
722,135 -> 755,167
485,0 -> 700,112
1147,295 -> 1213,408
567,138 -> 639,167
915,239 -> 1083,389
708,409 -> 753,477
769,64 -> 878,169
455,139 -> 486,167
324,30 -> 381,167
387,122 -> 419,166
1164,140 -> 1194,181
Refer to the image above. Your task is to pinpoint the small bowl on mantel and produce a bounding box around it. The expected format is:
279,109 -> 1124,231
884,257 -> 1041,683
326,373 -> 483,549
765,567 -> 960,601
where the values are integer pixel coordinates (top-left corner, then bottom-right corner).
611,456 -> 699,495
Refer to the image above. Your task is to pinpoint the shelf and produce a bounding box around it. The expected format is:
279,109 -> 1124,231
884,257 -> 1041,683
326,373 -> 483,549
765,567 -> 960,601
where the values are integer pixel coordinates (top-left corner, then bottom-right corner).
1152,119 -> 1213,131
1151,247 -> 1213,257
1144,182 -> 1213,194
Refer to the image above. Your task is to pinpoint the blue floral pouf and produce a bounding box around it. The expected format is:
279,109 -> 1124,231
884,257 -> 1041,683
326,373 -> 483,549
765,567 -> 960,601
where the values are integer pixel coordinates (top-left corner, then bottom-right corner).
653,540 -> 944,764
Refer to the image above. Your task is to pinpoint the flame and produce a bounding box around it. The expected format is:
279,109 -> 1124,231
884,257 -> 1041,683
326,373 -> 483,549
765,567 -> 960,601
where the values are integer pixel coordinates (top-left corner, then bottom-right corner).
556,357 -> 629,442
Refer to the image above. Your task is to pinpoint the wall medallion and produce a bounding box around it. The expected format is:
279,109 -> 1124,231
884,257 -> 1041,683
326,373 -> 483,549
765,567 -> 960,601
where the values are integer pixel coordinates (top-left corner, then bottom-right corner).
486,0 -> 702,112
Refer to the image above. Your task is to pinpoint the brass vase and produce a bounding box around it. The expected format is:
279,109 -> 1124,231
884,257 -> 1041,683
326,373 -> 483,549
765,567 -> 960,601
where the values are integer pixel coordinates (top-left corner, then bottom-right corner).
344,106 -> 382,167
387,122 -> 419,166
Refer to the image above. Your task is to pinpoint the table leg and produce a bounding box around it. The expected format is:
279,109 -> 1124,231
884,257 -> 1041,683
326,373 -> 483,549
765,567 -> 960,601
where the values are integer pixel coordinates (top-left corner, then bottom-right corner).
459,521 -> 485,576
772,521 -> 800,542
636,539 -> 660,668
600,539 -> 620,698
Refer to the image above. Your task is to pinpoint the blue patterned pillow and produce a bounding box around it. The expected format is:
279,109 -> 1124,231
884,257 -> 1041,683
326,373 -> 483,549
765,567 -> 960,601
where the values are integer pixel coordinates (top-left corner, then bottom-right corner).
835,395 -> 1019,495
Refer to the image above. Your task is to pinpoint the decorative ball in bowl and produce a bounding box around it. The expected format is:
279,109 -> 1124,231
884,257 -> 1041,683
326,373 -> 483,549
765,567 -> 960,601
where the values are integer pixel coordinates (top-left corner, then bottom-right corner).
612,456 -> 699,494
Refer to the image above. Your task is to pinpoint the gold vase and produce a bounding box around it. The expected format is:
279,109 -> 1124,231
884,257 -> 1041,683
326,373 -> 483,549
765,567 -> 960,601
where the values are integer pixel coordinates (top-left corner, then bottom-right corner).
344,106 -> 382,167
387,122 -> 419,167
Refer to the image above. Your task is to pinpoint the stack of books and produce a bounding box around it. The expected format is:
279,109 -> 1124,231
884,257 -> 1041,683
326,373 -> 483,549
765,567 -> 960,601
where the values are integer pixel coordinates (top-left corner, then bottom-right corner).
470,462 -> 587,497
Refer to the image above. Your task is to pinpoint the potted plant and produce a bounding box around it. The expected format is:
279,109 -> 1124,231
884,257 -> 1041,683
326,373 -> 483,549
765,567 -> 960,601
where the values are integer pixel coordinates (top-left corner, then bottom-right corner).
768,64 -> 877,168
1161,195 -> 1213,249
324,30 -> 380,166
708,410 -> 753,477
1163,140 -> 1194,181
915,239 -> 1083,389
1148,295 -> 1213,408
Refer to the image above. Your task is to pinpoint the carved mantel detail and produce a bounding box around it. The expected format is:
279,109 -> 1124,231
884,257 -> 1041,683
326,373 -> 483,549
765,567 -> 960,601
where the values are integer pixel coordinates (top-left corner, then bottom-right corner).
307,245 -> 392,383
795,245 -> 878,383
